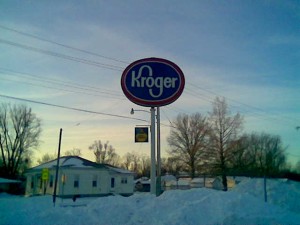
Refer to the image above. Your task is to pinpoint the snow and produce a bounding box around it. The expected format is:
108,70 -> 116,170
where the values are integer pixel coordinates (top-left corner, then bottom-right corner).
0,178 -> 21,184
32,157 -> 94,169
232,178 -> 300,214
1,178 -> 300,225
107,166 -> 135,174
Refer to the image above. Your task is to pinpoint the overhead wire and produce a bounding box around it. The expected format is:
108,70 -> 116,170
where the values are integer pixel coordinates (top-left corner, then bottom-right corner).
0,75 -> 126,100
0,93 -> 177,129
1,24 -> 298,128
183,82 -> 299,126
0,68 -> 124,98
1,38 -> 295,127
0,38 -> 124,71
0,94 -> 148,123
0,24 -> 129,64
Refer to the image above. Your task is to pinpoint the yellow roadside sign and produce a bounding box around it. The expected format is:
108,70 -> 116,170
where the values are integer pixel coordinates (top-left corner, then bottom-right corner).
135,127 -> 149,143
42,168 -> 49,180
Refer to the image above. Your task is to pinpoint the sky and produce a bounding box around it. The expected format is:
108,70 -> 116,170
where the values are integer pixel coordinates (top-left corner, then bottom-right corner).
0,0 -> 299,166
1,178 -> 300,224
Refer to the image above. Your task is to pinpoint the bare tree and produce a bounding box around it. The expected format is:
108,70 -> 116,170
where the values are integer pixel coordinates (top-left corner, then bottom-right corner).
161,156 -> 184,177
89,140 -> 120,166
227,135 -> 254,176
294,160 -> 300,174
64,148 -> 82,156
122,152 -> 149,177
0,104 -> 41,178
208,97 -> 243,191
139,154 -> 150,177
246,133 -> 287,176
106,146 -> 121,167
89,140 -> 103,163
122,152 -> 132,170
37,153 -> 56,165
167,113 -> 210,178
122,152 -> 139,171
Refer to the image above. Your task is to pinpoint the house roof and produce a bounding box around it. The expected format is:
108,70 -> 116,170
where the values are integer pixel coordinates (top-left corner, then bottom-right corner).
0,177 -> 21,184
28,156 -> 133,174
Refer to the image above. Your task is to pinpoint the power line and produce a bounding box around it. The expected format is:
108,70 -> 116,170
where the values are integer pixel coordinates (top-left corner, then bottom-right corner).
0,75 -> 125,100
1,24 -> 297,127
185,82 -> 299,126
0,68 -> 124,99
0,24 -> 129,64
0,39 -> 124,71
0,94 -> 148,123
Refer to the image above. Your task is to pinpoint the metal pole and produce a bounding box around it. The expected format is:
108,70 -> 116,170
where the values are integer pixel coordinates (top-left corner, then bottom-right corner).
53,128 -> 62,207
150,107 -> 156,194
156,107 -> 161,196
264,175 -> 267,203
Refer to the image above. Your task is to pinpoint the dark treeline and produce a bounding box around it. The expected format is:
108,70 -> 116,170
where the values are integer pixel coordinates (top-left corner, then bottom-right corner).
166,97 -> 297,189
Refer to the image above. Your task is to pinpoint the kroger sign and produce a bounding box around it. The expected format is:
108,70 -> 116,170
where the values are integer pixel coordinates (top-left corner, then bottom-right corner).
121,58 -> 185,107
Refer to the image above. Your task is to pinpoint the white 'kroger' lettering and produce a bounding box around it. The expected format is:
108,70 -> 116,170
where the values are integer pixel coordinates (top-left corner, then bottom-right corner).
131,65 -> 178,98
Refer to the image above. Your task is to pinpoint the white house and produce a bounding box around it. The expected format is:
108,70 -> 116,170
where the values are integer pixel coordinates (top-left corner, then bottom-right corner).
25,156 -> 134,198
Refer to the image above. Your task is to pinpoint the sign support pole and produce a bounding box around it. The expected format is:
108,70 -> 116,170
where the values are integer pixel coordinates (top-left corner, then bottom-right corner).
121,57 -> 185,196
150,107 -> 156,195
156,107 -> 161,196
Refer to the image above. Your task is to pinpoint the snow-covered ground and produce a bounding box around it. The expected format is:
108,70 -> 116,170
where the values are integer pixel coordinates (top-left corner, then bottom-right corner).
1,178 -> 300,225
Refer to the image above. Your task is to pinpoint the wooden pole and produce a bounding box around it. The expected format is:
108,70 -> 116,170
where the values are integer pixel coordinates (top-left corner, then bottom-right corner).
264,175 -> 267,203
53,128 -> 62,207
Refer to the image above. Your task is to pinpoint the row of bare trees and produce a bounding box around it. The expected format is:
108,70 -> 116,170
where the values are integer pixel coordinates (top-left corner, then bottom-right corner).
230,133 -> 287,176
167,97 -> 288,190
0,100 -> 293,185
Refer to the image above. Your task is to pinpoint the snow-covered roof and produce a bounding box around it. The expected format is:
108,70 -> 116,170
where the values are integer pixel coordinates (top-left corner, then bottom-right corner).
28,156 -> 133,174
161,174 -> 176,182
0,178 -> 21,184
177,179 -> 190,186
106,166 -> 134,174
134,177 -> 150,184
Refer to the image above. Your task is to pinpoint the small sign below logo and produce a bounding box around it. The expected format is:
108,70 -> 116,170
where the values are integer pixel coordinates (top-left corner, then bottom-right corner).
135,127 -> 149,143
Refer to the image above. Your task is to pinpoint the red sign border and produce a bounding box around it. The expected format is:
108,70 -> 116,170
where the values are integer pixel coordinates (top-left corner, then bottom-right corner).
121,57 -> 185,107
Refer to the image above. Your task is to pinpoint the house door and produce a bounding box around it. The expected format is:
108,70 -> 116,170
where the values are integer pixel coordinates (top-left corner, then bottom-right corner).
111,178 -> 115,189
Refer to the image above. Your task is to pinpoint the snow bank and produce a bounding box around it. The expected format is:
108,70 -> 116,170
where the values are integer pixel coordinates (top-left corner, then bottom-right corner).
232,177 -> 300,214
0,178 -> 300,225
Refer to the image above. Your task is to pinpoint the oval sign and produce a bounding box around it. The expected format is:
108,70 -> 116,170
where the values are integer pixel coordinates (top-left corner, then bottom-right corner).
121,58 -> 185,107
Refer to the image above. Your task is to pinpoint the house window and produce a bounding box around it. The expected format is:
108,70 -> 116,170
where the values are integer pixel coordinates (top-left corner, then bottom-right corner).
92,175 -> 97,187
49,175 -> 53,188
61,174 -> 66,184
121,177 -> 128,184
31,176 -> 34,189
111,178 -> 115,188
37,174 -> 42,189
74,175 -> 79,188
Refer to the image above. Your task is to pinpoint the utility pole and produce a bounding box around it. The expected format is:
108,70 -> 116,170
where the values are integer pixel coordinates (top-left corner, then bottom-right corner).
53,128 -> 62,207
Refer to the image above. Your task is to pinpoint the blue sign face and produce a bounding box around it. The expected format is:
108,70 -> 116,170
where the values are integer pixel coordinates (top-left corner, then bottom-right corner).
121,58 -> 185,107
